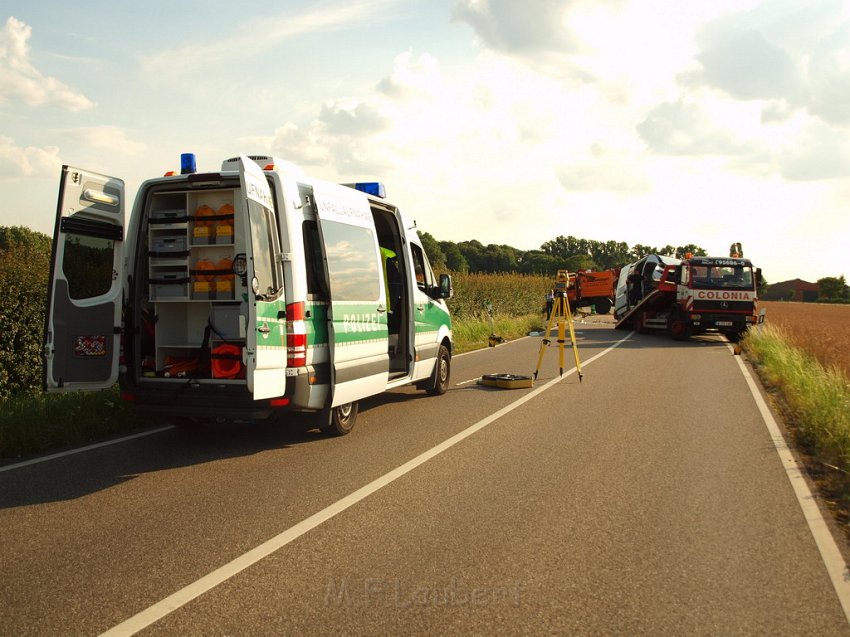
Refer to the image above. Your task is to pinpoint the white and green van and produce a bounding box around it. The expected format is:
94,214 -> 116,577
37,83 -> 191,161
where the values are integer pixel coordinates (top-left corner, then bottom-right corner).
43,154 -> 453,434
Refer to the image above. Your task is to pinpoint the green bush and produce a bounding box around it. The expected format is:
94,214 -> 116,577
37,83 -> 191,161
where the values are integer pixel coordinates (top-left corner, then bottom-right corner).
0,226 -> 52,400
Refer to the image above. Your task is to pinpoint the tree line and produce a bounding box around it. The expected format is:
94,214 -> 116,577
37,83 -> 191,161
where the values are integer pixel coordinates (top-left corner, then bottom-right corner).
419,232 -> 708,274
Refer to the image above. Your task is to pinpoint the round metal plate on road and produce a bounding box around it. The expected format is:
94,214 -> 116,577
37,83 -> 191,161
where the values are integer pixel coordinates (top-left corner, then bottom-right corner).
478,373 -> 534,389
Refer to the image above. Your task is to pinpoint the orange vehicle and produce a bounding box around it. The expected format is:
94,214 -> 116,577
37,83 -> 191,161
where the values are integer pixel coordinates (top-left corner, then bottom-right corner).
567,269 -> 617,314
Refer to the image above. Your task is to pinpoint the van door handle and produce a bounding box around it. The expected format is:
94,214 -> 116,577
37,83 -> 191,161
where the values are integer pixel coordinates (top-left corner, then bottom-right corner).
417,304 -> 425,311
377,304 -> 386,313
257,324 -> 271,334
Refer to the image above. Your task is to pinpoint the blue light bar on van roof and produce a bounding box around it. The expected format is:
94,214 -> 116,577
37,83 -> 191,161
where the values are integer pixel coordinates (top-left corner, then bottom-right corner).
180,153 -> 197,175
350,182 -> 386,198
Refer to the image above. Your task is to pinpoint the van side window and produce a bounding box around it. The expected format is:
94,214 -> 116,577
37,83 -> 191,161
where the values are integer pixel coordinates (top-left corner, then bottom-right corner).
411,243 -> 435,295
322,220 -> 380,301
302,220 -> 329,299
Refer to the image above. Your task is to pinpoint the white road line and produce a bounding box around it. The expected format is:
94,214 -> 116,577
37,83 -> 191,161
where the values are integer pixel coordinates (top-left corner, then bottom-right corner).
0,426 -> 174,474
99,333 -> 634,637
734,353 -> 850,625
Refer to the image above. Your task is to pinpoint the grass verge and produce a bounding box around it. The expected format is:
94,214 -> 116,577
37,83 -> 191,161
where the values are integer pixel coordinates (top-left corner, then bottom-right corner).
744,323 -> 850,510
0,386 -> 144,460
453,313 -> 545,354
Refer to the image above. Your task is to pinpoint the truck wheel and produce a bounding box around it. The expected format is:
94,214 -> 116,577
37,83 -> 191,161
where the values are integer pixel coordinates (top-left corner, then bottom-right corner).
668,314 -> 691,341
426,344 -> 451,395
594,297 -> 611,314
321,402 -> 358,436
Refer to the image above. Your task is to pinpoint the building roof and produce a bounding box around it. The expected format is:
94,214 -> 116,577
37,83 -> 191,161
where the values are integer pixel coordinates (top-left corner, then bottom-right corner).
762,278 -> 820,301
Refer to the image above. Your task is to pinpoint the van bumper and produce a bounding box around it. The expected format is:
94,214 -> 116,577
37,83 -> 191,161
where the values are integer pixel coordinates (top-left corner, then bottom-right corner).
121,365 -> 327,421
123,382 -> 275,420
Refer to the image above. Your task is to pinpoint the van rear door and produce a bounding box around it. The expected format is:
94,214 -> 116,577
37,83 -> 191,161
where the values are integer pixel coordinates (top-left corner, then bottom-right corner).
237,156 -> 286,400
311,184 -> 389,407
44,167 -> 125,392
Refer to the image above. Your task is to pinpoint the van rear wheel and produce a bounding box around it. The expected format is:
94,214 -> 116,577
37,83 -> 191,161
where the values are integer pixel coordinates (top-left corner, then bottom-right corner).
321,402 -> 358,436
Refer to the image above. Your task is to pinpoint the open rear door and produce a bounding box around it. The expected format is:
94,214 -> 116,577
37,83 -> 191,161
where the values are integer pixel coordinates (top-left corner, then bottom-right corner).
237,155 -> 287,400
44,166 -> 125,392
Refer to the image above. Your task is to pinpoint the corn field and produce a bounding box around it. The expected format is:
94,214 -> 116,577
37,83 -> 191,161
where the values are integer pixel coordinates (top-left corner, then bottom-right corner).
445,271 -> 554,320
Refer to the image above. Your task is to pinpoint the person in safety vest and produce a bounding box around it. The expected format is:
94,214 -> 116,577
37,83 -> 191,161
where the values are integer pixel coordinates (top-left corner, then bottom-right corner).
380,247 -> 402,328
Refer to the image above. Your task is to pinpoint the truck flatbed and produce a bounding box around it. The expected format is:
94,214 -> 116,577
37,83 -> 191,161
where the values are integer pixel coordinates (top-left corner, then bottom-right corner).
614,287 -> 676,331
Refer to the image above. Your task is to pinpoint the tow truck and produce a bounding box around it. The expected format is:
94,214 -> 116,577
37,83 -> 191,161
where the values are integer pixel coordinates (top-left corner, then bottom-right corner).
614,254 -> 761,341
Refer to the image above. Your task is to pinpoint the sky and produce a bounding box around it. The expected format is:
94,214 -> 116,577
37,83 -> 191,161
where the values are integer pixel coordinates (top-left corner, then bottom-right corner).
1,0 -> 848,284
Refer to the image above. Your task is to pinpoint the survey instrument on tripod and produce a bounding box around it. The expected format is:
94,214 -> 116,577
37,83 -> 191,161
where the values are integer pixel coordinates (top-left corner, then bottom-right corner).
533,270 -> 583,383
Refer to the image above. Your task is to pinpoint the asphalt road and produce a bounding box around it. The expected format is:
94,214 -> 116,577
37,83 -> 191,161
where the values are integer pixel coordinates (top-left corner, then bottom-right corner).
2,319 -> 848,635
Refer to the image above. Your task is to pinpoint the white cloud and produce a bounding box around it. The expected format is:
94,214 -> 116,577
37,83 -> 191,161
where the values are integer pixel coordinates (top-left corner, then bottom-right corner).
376,50 -> 441,99
557,144 -> 650,194
452,0 -> 581,55
637,100 -> 749,156
242,123 -> 330,167
141,1 -> 401,83
0,136 -> 61,179
318,99 -> 390,136
682,0 -> 850,126
0,17 -> 94,111
684,27 -> 799,100
780,123 -> 850,181
65,126 -> 147,155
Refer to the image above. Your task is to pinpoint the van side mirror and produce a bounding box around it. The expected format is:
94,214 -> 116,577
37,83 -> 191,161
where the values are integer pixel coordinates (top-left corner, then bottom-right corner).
438,273 -> 453,299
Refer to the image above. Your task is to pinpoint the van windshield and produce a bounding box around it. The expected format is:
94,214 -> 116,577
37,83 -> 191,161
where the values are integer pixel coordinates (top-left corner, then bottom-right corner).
690,264 -> 753,290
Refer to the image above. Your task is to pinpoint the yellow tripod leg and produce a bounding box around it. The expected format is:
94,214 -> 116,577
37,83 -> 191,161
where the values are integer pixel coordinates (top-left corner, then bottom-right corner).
557,298 -> 566,376
533,300 -> 559,381
564,296 -> 583,381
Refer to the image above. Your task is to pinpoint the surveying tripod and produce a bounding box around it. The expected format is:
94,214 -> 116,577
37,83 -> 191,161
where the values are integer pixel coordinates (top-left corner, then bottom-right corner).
533,270 -> 583,382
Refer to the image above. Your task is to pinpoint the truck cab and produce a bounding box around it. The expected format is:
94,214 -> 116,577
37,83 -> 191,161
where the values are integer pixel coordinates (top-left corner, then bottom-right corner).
43,155 -> 453,434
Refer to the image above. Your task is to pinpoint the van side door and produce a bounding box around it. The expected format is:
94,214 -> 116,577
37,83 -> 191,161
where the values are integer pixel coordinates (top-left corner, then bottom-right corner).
311,184 -> 389,407
44,167 -> 125,392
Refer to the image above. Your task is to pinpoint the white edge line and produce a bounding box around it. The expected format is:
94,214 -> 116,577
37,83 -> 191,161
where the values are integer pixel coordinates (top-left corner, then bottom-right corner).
0,426 -> 175,474
733,352 -> 850,624
99,333 -> 634,636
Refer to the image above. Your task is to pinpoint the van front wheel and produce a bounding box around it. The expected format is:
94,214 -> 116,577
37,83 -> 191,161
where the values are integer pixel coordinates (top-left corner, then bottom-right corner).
321,402 -> 359,436
426,345 -> 451,396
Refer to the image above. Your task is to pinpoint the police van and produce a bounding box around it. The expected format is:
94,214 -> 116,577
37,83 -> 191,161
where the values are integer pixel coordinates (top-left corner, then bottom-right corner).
43,154 -> 453,434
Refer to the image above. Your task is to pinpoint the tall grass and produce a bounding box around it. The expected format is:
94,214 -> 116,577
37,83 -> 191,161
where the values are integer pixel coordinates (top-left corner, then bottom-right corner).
0,387 -> 143,459
744,323 -> 850,496
446,271 -> 553,353
453,314 -> 545,354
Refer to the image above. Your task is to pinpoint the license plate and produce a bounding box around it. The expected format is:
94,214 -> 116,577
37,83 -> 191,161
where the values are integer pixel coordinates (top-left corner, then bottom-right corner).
716,321 -> 733,326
